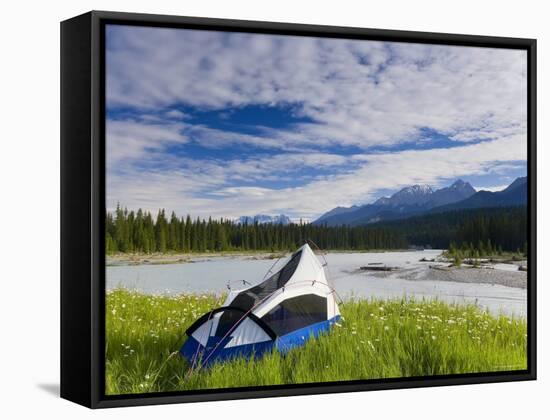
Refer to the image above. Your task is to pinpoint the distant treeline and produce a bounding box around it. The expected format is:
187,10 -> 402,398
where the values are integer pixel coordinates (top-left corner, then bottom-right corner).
373,206 -> 527,253
105,205 -> 407,254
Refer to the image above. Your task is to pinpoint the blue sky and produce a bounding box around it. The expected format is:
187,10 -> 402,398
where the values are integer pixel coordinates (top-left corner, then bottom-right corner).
106,25 -> 527,221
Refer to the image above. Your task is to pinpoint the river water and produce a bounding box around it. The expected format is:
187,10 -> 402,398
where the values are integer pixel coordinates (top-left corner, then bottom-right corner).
106,250 -> 526,318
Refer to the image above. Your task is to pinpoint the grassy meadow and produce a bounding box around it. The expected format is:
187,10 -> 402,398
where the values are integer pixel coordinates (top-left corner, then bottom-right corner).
105,289 -> 527,395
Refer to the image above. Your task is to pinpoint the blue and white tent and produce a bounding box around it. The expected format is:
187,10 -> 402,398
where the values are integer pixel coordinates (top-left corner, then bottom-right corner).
180,243 -> 340,367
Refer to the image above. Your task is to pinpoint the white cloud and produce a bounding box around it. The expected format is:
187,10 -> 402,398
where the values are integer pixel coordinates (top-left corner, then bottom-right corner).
106,119 -> 188,169
106,26 -> 527,150
164,109 -> 191,120
107,132 -> 526,220
474,184 -> 509,192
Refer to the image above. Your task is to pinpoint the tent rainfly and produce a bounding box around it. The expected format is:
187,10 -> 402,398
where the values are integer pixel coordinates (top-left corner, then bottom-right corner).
180,243 -> 341,367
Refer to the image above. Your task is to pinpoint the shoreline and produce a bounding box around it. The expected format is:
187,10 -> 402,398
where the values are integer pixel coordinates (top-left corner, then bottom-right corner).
106,248 -> 420,266
106,251 -> 287,266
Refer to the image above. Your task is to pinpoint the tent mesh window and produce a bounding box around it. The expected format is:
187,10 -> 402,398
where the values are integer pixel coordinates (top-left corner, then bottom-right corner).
215,309 -> 245,338
231,250 -> 303,311
261,294 -> 328,336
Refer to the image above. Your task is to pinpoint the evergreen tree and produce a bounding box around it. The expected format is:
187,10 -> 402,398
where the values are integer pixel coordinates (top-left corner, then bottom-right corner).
155,209 -> 167,253
184,215 -> 192,252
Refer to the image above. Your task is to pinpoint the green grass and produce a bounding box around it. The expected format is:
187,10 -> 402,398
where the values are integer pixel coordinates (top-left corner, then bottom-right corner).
106,289 -> 527,395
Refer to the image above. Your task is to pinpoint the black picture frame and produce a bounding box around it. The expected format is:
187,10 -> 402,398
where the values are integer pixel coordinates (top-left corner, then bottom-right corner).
60,10 -> 537,409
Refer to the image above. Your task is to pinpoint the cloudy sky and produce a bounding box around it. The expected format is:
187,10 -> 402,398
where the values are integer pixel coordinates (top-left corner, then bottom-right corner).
106,24 -> 527,221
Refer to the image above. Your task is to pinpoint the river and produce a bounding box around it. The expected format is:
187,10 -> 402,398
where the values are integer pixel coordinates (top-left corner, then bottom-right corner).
106,250 -> 526,317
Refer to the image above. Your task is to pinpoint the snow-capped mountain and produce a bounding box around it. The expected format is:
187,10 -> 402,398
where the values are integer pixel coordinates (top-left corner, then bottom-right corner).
313,179 -> 477,226
374,184 -> 434,207
373,181 -> 475,209
426,179 -> 477,208
237,214 -> 292,225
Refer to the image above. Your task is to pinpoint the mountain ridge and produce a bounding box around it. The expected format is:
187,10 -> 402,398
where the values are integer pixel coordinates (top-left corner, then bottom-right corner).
428,176 -> 527,214
314,178 -> 525,227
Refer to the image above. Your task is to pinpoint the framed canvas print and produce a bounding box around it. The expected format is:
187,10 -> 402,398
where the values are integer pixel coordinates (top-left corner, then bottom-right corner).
60,11 -> 536,408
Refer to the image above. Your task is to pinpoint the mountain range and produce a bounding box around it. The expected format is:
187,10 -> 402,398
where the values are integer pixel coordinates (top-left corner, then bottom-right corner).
314,177 -> 527,227
237,214 -> 292,225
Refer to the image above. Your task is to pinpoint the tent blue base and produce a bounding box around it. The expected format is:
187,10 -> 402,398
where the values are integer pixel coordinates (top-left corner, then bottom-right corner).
180,315 -> 340,367
180,335 -> 274,367
276,315 -> 340,354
